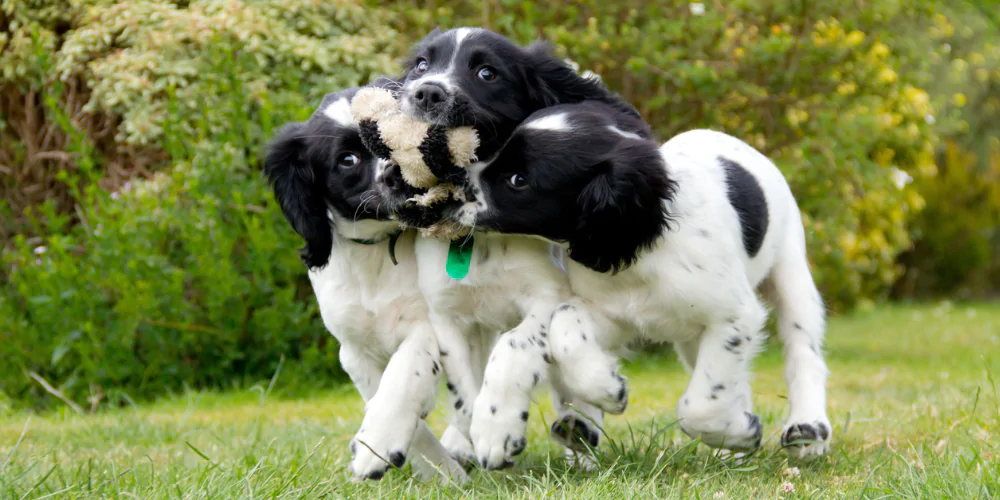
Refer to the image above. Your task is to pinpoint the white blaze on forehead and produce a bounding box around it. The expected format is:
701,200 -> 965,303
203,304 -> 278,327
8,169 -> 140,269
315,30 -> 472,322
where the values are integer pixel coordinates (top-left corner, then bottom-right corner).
322,97 -> 353,127
607,125 -> 643,140
453,27 -> 475,47
523,113 -> 571,132
404,27 -> 482,93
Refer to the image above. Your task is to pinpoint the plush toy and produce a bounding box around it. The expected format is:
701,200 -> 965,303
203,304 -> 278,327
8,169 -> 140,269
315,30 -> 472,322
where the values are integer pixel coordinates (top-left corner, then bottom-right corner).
350,87 -> 478,240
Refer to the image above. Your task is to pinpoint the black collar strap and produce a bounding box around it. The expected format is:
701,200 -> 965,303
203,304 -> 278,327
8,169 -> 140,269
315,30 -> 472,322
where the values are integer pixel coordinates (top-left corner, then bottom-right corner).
347,231 -> 402,266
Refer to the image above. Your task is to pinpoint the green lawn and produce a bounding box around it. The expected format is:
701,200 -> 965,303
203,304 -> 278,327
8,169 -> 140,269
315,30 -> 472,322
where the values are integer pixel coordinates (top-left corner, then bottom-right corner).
2,303 -> 999,498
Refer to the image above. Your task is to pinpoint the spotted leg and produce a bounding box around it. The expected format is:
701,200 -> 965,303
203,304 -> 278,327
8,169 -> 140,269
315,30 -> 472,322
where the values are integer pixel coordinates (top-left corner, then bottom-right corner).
470,302 -> 555,469
676,297 -> 768,451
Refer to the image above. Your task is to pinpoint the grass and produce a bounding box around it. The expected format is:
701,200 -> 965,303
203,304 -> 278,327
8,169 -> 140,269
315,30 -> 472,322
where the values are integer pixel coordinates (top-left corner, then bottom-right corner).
1,303 -> 999,498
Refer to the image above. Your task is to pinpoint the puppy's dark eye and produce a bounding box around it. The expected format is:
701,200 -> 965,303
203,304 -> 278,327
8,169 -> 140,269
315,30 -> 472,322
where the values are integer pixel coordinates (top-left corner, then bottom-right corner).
336,152 -> 360,169
415,58 -> 429,74
477,66 -> 497,82
506,172 -> 528,189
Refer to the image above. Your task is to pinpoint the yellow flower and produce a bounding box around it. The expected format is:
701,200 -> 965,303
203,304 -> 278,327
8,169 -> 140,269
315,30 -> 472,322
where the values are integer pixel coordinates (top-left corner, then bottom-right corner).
771,25 -> 782,35
845,31 -> 865,47
870,42 -> 890,59
837,82 -> 857,95
953,93 -> 967,107
733,47 -> 745,58
878,68 -> 897,84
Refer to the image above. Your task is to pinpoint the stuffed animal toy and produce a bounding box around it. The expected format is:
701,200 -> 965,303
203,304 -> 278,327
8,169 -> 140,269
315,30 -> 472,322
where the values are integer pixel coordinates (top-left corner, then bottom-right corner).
350,87 -> 478,240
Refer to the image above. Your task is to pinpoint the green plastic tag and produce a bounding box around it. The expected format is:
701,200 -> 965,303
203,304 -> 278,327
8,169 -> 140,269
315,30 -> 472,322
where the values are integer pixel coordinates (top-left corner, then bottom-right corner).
446,236 -> 474,280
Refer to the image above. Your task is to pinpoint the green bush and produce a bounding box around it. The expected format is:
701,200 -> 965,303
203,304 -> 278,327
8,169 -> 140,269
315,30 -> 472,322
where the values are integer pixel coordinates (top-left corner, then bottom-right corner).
0,0 -> 397,409
388,0 -> 940,310
893,4 -> 1000,298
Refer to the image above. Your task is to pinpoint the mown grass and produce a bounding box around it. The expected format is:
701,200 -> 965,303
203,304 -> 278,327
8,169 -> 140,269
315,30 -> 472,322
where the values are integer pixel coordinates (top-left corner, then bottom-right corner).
1,303 -> 998,498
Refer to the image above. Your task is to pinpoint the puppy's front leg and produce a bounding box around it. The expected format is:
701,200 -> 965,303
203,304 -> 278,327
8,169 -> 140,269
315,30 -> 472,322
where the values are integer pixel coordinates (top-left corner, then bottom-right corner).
549,300 -> 629,415
345,327 -> 466,482
470,302 -> 554,469
675,296 -> 768,452
430,312 -> 480,463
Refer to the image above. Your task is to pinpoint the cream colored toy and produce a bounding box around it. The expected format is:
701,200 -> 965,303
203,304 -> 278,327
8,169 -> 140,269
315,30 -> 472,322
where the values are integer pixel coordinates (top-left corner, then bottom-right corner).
351,87 -> 479,239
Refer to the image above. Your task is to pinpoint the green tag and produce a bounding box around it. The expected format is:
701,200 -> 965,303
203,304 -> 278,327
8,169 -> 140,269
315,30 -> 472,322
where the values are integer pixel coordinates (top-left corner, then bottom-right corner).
446,236 -> 474,280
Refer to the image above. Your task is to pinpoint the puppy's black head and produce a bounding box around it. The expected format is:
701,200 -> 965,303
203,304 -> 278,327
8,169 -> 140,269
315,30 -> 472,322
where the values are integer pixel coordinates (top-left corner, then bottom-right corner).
453,102 -> 676,273
398,27 -> 643,157
385,27 -> 647,227
265,85 -> 398,269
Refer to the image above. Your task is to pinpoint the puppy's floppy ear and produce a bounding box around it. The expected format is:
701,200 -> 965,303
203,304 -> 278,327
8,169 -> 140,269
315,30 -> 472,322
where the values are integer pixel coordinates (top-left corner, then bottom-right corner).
524,42 -> 639,118
265,122 -> 334,269
568,141 -> 676,274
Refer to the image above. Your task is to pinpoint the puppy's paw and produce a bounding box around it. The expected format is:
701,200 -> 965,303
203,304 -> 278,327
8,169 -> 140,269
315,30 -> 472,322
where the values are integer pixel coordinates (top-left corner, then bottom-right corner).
349,438 -> 406,481
781,417 -> 832,459
596,372 -> 630,415
440,424 -> 474,465
550,414 -> 601,452
470,397 -> 529,470
681,410 -> 763,452
348,407 -> 417,480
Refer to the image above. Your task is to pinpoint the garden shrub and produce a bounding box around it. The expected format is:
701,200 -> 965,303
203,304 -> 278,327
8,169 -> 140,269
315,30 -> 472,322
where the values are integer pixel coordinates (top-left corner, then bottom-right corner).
0,0 -> 397,409
893,4 -> 1000,298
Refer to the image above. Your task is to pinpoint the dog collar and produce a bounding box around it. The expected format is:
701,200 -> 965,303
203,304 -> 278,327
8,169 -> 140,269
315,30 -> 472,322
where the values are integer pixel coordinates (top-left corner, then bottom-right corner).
348,231 -> 402,265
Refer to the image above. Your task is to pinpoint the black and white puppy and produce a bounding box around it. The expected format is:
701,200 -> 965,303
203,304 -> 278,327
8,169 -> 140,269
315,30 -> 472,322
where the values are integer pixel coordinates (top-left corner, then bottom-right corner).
265,86 -> 467,482
377,28 -> 647,468
452,102 -> 832,459
381,26 -> 641,220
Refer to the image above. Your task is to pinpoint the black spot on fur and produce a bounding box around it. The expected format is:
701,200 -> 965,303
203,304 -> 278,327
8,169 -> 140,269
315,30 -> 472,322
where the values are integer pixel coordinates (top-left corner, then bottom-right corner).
491,405 -> 497,415
521,411 -> 529,421
581,333 -> 588,341
509,338 -> 517,349
719,156 -> 769,258
724,336 -> 743,353
431,361 -> 439,375
419,410 -> 429,419
556,304 -> 575,312
532,372 -> 540,386
454,399 -> 464,410
538,339 -> 546,348
366,468 -> 386,480
542,353 -> 552,364
794,322 -> 803,330
440,349 -> 449,357
389,451 -> 406,468
446,382 -> 456,393
712,383 -> 725,392
699,229 -> 711,238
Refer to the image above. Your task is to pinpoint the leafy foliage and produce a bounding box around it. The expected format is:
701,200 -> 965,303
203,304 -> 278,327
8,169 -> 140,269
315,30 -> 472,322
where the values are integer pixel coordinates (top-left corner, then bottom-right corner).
0,0 -> 396,408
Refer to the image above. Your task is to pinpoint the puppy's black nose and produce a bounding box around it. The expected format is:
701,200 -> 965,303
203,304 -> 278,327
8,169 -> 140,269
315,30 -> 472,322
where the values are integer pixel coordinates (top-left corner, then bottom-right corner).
413,83 -> 448,112
382,163 -> 404,191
